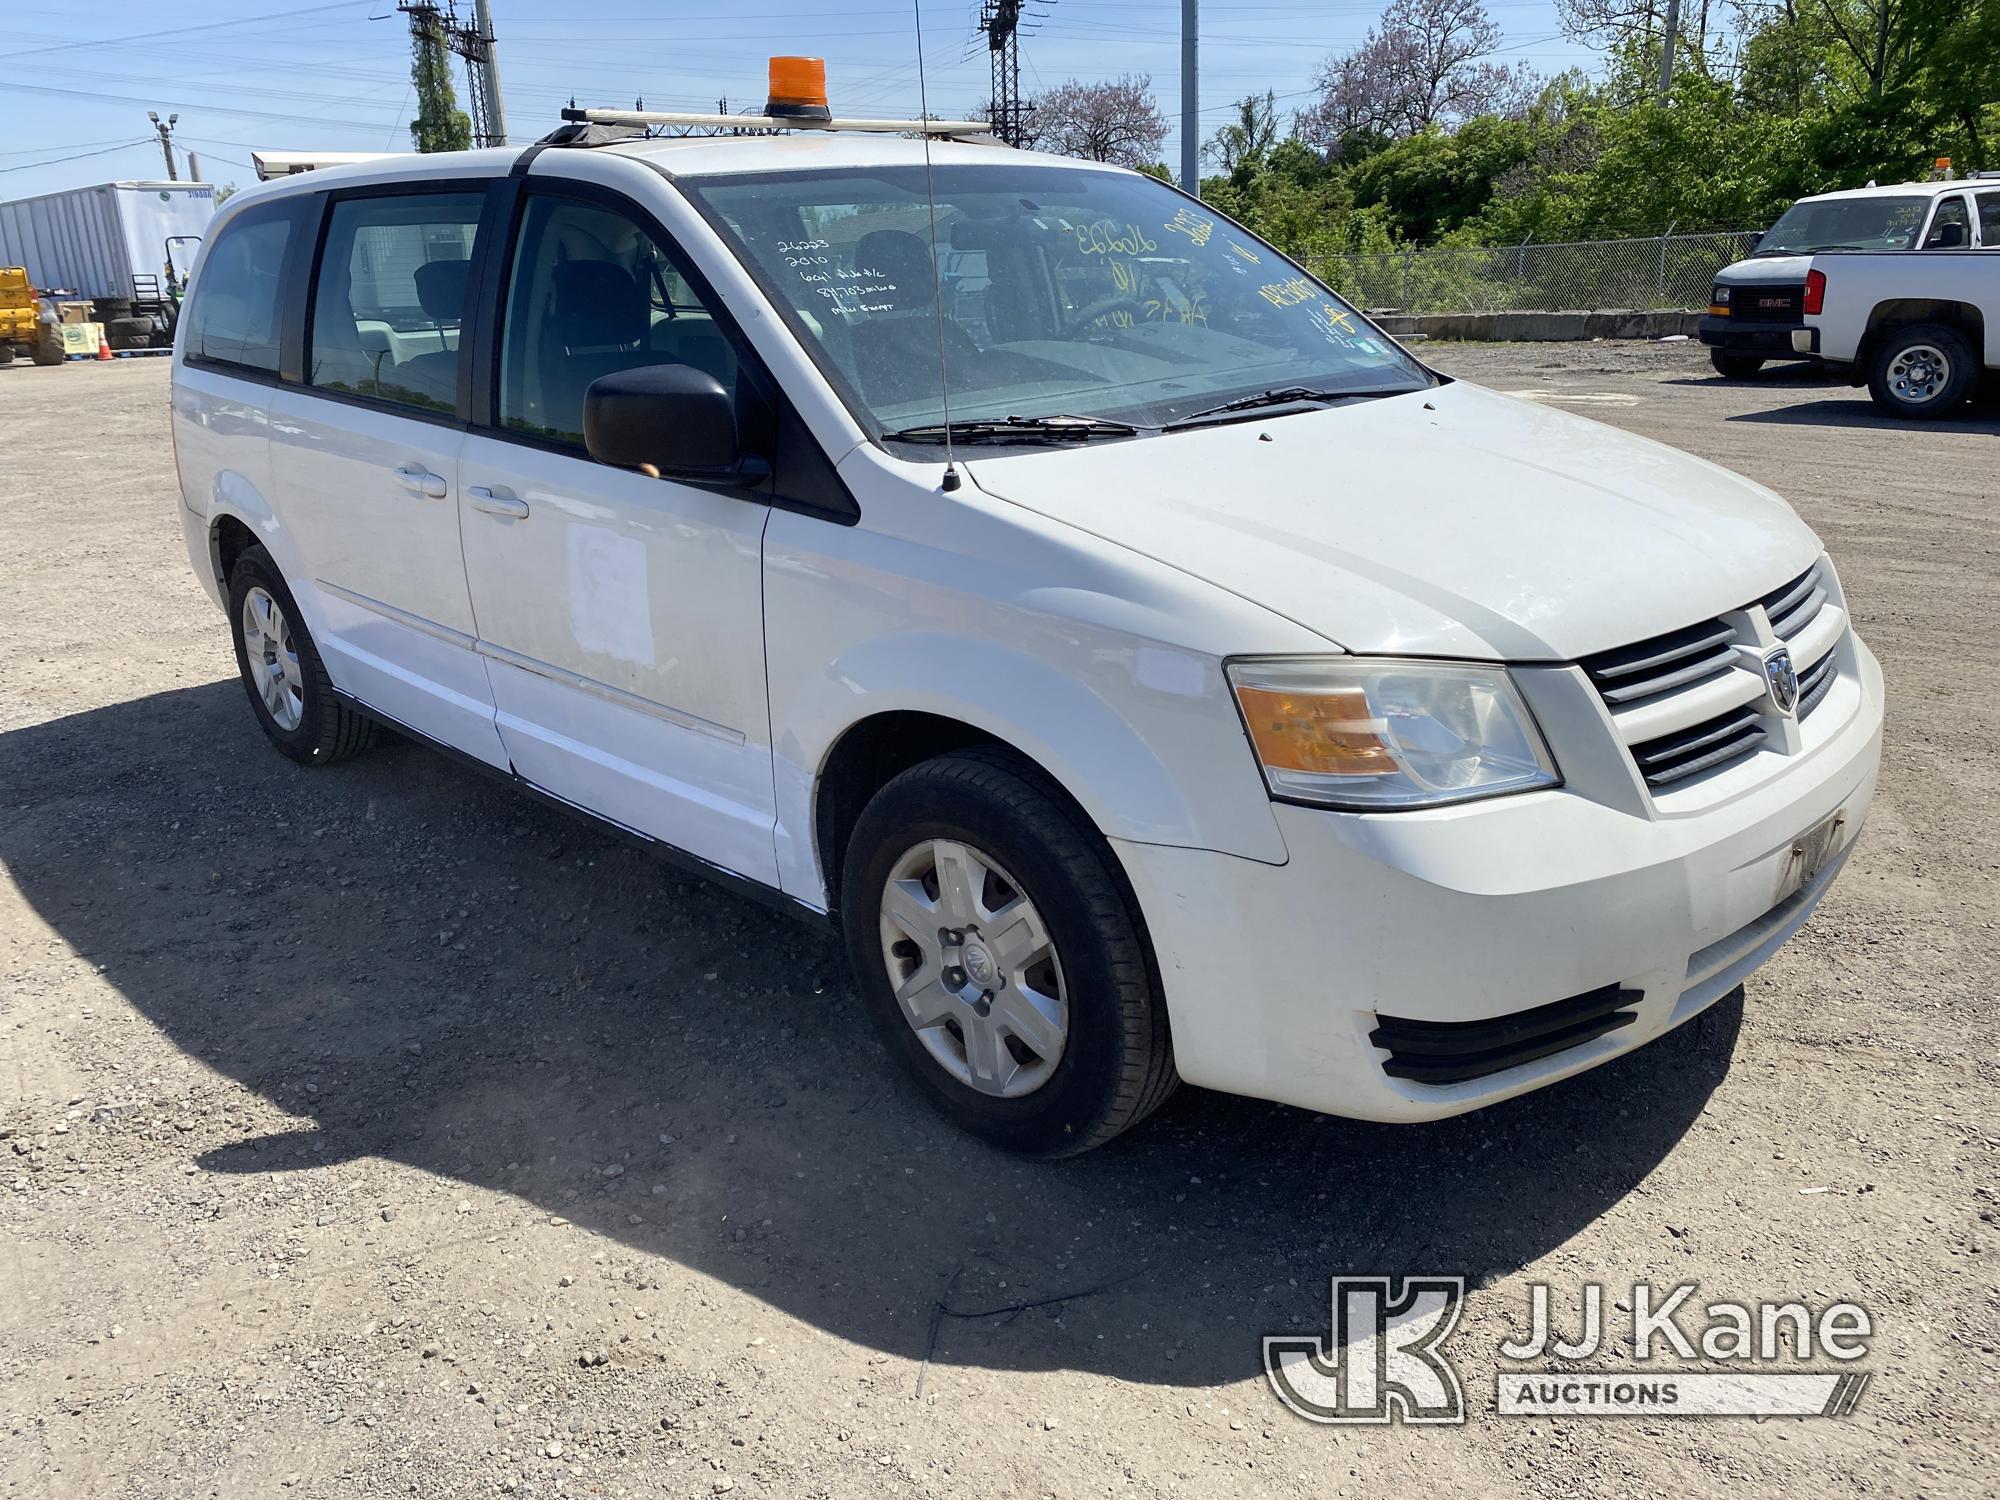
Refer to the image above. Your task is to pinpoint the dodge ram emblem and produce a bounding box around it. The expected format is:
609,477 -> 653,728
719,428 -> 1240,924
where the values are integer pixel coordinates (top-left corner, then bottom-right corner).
1764,648 -> 1800,715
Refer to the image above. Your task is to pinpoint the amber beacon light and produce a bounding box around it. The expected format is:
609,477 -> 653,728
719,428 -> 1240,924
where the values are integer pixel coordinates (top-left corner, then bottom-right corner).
766,57 -> 831,121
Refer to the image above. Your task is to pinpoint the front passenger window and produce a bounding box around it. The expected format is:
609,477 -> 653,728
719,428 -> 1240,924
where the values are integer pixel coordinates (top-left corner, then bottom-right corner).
498,195 -> 740,447
1923,196 -> 1970,249
308,192 -> 484,413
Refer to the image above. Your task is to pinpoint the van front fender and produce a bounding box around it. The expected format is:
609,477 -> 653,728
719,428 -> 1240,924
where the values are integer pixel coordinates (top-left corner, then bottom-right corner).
771,628 -> 1289,909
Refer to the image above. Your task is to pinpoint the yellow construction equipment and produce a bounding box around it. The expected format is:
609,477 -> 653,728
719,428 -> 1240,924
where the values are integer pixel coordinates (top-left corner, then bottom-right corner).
0,267 -> 64,367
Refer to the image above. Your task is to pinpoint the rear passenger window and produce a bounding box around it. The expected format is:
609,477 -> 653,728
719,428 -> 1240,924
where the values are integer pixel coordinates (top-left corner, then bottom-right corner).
1978,192 -> 2000,249
498,194 -> 740,447
184,201 -> 296,373
308,192 -> 483,413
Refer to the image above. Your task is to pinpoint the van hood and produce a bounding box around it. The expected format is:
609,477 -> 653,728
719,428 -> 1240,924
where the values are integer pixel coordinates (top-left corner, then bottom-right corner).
963,380 -> 1820,661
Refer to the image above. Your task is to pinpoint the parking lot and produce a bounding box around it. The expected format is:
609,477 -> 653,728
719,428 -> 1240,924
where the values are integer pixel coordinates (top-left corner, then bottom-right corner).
1,344 -> 1994,1497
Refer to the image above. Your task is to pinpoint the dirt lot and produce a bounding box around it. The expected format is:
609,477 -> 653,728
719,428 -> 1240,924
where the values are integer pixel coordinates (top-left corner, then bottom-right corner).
1,344 -> 1995,1499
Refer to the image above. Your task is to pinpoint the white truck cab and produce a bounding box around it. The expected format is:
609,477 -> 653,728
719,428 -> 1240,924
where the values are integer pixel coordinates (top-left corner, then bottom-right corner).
169,90 -> 1884,1155
1700,173 -> 2000,378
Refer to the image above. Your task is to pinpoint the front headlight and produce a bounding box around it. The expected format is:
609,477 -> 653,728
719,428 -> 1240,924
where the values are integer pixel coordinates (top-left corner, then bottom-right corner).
1711,284 -> 1731,306
1227,657 -> 1561,810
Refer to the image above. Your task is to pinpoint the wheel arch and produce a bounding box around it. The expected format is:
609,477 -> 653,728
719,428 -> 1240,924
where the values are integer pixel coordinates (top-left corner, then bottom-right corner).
1860,299 -> 1985,366
780,632 -> 1286,914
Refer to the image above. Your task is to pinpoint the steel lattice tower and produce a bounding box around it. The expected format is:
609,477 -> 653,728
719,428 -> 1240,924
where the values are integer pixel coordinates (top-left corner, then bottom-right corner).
979,0 -> 1028,146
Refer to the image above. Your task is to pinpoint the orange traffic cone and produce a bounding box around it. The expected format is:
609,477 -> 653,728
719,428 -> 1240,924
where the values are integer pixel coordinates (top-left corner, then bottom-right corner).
96,326 -> 112,361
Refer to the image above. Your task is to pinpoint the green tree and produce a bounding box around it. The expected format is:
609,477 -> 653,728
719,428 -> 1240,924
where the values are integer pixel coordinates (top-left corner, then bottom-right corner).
409,11 -> 472,154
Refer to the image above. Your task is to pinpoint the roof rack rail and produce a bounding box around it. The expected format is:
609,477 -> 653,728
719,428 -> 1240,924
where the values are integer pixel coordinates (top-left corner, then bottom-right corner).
556,107 -> 996,142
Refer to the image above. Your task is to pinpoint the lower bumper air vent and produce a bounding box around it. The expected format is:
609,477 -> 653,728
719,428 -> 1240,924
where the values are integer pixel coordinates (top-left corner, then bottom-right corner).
1371,984 -> 1643,1085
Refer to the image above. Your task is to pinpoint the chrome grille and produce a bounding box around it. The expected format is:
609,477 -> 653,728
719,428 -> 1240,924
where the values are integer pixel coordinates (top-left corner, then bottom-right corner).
1796,644 -> 1837,719
1630,705 -> 1768,789
1583,556 -> 1849,794
1760,562 -> 1828,642
1581,617 -> 1736,704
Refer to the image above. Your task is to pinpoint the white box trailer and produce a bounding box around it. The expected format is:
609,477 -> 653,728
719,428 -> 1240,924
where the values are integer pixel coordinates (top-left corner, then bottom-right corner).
0,180 -> 218,301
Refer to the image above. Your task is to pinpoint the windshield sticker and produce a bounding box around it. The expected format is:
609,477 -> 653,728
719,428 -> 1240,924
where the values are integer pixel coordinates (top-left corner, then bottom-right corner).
1165,207 -> 1215,246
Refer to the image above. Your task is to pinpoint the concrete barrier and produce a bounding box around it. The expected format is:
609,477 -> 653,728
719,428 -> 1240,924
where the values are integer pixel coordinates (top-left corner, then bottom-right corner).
1370,310 -> 1702,342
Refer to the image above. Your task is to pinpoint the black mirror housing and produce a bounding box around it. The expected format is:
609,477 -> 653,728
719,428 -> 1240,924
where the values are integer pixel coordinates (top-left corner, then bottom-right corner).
584,364 -> 740,474
1929,222 -> 1968,249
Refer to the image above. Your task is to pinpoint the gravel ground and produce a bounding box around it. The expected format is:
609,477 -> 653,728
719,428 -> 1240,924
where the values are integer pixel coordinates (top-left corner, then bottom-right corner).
1,344 -> 1995,1499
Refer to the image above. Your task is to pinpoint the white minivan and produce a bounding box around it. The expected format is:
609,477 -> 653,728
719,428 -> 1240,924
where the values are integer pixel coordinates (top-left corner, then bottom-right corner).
171,112 -> 1884,1155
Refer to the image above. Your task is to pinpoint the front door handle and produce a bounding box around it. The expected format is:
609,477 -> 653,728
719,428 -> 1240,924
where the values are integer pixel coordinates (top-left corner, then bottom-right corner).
393,464 -> 448,500
467,486 -> 530,520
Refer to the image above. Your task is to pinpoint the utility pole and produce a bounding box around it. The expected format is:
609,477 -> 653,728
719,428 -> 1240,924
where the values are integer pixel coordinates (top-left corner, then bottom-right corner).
979,1 -> 1028,147
1656,0 -> 1681,100
468,0 -> 508,147
147,111 -> 179,181
1180,0 -> 1198,195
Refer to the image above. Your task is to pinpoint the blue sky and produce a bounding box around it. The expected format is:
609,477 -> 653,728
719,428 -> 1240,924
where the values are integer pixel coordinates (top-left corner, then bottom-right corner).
1,0 -> 1600,201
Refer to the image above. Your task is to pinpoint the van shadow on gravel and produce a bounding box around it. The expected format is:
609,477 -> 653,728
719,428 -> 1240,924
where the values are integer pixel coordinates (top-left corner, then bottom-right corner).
0,681 -> 1740,1390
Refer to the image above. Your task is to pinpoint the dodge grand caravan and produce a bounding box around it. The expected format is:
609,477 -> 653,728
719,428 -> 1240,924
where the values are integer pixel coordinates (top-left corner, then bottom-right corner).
170,105 -> 1884,1156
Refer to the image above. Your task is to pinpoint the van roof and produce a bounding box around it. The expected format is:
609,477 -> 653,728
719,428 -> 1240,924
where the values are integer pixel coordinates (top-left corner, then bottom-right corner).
227,134 -> 1108,209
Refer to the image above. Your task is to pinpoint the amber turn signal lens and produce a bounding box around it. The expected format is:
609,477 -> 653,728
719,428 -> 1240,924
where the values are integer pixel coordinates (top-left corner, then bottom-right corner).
1234,683 -> 1399,777
767,56 -> 831,120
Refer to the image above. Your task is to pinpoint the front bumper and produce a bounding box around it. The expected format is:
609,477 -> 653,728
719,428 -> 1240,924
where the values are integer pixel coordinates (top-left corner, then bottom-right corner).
1698,316 -> 1808,356
1112,637 -> 1884,1123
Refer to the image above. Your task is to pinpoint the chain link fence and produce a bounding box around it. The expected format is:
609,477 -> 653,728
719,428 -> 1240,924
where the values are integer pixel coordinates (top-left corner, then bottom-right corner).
1306,230 -> 1760,315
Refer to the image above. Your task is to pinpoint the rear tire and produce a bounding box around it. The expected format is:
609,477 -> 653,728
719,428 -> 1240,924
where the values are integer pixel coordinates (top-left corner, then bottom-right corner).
0,344 -> 13,367
226,546 -> 377,764
1709,350 -> 1764,379
840,749 -> 1177,1156
1867,323 -> 1975,419
30,328 -> 63,366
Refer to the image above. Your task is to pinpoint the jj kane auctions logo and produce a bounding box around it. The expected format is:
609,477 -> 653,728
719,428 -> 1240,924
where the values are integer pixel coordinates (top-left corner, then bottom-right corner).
1265,1278 -> 1873,1424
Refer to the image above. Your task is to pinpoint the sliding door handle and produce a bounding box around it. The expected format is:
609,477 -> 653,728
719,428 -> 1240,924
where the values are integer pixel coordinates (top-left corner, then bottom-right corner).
392,464 -> 448,500
467,486 -> 530,520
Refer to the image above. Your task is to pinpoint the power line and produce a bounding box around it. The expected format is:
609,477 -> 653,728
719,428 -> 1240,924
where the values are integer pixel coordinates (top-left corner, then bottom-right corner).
0,138 -> 154,176
16,0 -> 371,59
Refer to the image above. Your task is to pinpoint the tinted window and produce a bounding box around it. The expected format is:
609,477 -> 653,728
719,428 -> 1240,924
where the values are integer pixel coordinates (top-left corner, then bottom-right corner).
1980,191 -> 2000,248
499,195 -> 740,446
309,192 -> 483,413
184,201 -> 295,372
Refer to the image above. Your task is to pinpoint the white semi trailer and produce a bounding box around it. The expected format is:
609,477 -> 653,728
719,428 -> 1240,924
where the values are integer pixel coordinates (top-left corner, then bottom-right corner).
0,179 -> 218,344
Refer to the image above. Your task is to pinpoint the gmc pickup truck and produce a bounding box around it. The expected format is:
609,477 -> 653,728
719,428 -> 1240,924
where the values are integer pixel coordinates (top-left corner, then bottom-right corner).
1700,176 -> 2000,388
1792,249 -> 1997,418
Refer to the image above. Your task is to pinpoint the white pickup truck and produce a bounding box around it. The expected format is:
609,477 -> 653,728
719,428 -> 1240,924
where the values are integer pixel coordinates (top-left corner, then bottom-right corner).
1699,176 -> 2000,400
1793,247 -> 1998,418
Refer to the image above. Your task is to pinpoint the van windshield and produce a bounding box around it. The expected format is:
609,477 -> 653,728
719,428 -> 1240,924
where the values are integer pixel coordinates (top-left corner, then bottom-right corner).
1755,195 -> 1931,255
682,163 -> 1428,439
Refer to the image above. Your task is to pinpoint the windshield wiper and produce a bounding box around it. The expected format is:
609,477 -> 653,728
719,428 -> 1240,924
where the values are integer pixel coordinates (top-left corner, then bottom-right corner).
884,414 -> 1141,445
1163,385 -> 1405,430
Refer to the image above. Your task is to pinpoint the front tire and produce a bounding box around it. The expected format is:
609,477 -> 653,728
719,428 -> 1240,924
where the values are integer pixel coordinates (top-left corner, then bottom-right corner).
1709,350 -> 1764,379
840,750 -> 1177,1156
1867,323 -> 1974,419
226,546 -> 377,764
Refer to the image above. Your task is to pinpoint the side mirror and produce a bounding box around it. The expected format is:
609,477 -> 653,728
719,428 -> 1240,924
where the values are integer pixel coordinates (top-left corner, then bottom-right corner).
1746,230 -> 1763,250
584,364 -> 741,476
1928,221 -> 1968,249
